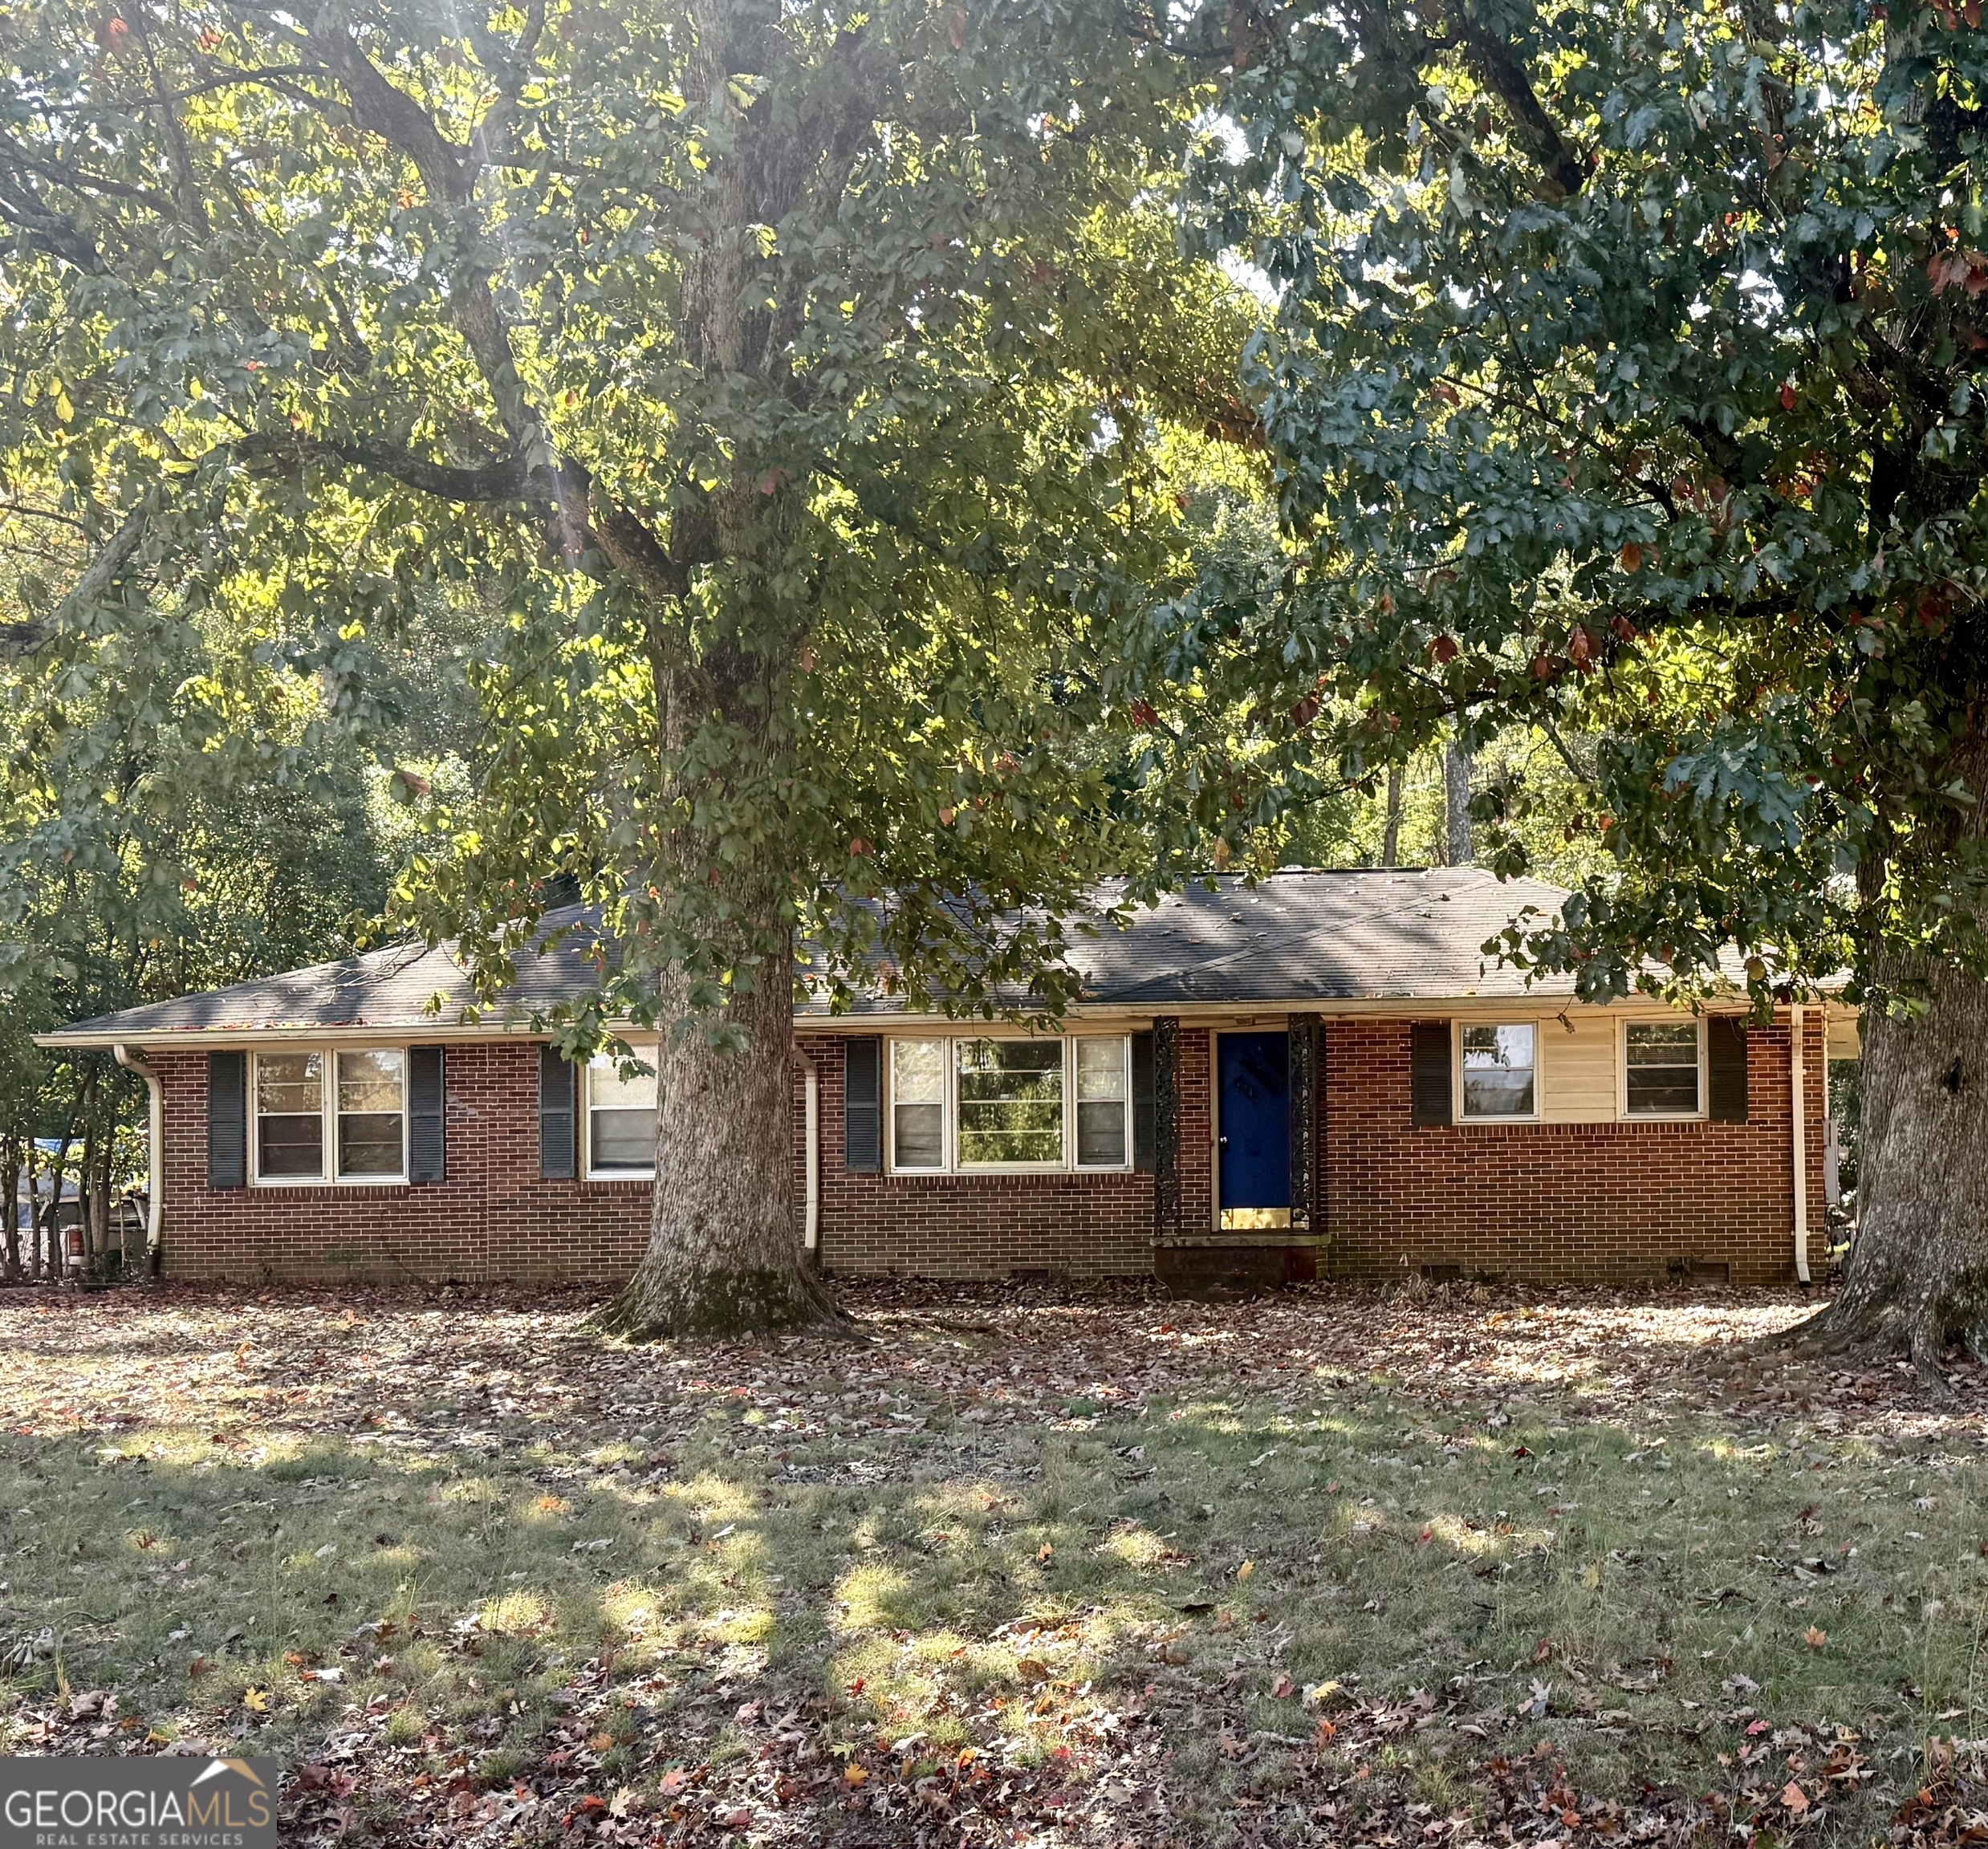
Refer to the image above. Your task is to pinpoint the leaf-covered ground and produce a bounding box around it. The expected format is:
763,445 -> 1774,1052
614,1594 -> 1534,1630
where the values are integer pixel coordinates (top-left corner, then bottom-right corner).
3,1278 -> 1988,1846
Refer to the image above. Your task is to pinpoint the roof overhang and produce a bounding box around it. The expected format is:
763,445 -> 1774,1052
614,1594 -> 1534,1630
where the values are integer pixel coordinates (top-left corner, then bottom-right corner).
39,991 -> 1862,1050
36,1018 -> 564,1051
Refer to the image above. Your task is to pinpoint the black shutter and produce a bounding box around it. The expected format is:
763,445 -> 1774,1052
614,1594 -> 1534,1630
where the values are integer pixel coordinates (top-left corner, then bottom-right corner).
1410,1021 -> 1453,1126
1708,1016 -> 1748,1122
1153,1018 -> 1181,1240
844,1037 -> 882,1172
207,1050 -> 246,1189
409,1046 -> 445,1183
1131,1031 -> 1156,1172
539,1044 -> 576,1179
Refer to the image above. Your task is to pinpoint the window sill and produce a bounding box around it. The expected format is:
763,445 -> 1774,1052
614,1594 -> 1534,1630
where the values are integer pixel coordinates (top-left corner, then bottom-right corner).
250,1176 -> 410,1189
881,1164 -> 1137,1180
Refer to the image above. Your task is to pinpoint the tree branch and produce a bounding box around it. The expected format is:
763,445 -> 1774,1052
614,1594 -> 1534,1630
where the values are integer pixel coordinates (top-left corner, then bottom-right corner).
295,6 -> 571,543
302,12 -> 470,204
236,430 -> 532,502
558,461 -> 692,600
0,169 -> 104,272
0,498 -> 162,657
467,0 -> 547,172
1442,5 -> 1590,201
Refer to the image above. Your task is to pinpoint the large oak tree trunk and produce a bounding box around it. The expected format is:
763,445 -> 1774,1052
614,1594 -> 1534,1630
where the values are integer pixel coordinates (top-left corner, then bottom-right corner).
1797,727 -> 1988,1380
592,906 -> 846,1341
1800,943 -> 1988,1377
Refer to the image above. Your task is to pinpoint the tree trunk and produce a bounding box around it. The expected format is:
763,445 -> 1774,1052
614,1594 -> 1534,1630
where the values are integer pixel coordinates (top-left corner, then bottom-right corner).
591,908 -> 848,1341
1381,766 -> 1404,868
2,1134 -> 18,1282
23,1142 -> 39,1278
1445,738 -> 1473,865
77,1119 -> 100,1276
1794,943 -> 1988,1380
43,1130 -> 72,1279
91,1159 -> 114,1278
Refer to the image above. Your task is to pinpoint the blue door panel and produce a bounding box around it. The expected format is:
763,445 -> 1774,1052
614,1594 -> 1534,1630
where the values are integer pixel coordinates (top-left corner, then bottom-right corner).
1218,1031 -> 1290,1211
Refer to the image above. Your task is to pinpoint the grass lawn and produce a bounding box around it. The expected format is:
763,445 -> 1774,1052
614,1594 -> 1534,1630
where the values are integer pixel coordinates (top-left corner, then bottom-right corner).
2,1278 -> 1986,1845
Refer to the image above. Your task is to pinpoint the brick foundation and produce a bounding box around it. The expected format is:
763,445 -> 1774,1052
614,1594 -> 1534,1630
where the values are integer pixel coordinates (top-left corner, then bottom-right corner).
144,1014 -> 1828,1288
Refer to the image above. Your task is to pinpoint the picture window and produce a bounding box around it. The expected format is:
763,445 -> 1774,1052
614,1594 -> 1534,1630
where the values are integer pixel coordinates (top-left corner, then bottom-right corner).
880,1036 -> 1133,1174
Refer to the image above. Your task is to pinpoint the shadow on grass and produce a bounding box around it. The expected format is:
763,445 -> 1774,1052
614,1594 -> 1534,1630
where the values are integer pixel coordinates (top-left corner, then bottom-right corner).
2,1351 -> 1982,1844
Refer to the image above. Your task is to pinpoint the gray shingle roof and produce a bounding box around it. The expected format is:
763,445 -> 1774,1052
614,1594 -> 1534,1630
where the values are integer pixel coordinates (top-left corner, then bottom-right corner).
47,906 -> 615,1041
807,868 -> 1579,1014
43,868 -> 1583,1043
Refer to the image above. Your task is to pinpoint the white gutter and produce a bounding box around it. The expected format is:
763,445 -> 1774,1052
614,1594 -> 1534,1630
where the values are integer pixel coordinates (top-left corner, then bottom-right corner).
803,1058 -> 820,1258
112,1044 -> 163,1270
1790,1005 -> 1811,1286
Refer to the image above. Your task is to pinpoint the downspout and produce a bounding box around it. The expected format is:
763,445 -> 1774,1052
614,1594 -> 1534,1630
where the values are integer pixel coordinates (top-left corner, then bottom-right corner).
112,1044 -> 163,1276
1790,1006 -> 1811,1287
803,1057 -> 820,1261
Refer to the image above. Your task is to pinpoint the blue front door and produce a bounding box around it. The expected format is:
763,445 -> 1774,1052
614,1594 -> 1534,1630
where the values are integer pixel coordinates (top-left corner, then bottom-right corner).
1218,1031 -> 1290,1228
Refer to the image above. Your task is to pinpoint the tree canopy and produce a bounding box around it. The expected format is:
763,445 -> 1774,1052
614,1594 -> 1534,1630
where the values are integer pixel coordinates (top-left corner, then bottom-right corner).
0,0 -> 1283,1050
1175,0 -> 1988,1364
1181,0 -> 1986,1006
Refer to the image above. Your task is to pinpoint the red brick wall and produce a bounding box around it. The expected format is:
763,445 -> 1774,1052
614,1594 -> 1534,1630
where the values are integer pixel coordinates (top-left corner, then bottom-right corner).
145,1014 -> 1827,1287
1319,1013 -> 1827,1286
152,1044 -> 651,1285
797,1033 -> 1155,1279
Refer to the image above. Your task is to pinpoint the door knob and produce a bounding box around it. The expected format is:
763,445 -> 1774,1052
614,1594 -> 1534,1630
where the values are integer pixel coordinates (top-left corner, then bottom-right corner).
1218,1135 -> 1229,1150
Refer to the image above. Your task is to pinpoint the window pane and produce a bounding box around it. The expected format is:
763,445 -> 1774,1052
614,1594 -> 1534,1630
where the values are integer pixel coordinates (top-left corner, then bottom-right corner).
956,1039 -> 1063,1165
256,1051 -> 321,1115
589,1054 -> 657,1111
591,1107 -> 655,1170
257,1053 -> 323,1176
1461,1024 -> 1535,1118
1075,1037 -> 1127,1102
893,1102 -> 945,1168
339,1115 -> 403,1176
1626,1073 -> 1700,1113
1625,1023 -> 1700,1114
892,1039 -> 944,1103
333,1050 -> 404,1176
1625,1022 -> 1698,1063
1076,1099 -> 1126,1166
259,1114 -> 323,1178
337,1048 -> 404,1113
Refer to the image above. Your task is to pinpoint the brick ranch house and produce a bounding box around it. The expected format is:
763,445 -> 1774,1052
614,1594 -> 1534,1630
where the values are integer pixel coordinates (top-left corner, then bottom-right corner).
41,868 -> 1857,1289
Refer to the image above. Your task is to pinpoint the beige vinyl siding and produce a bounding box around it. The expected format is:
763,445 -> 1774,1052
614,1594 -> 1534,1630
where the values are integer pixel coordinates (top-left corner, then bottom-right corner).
1539,1010 -> 1620,1122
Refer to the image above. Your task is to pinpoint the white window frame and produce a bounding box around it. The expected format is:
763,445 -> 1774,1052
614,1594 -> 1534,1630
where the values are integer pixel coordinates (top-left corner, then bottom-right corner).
583,1050 -> 659,1181
1453,1020 -> 1541,1124
1071,1034 -> 1134,1172
249,1046 -> 409,1187
887,1037 -> 949,1172
881,1034 -> 1134,1176
1618,1017 -> 1708,1122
